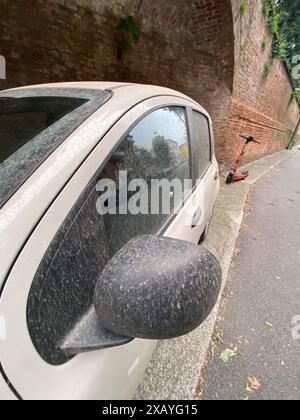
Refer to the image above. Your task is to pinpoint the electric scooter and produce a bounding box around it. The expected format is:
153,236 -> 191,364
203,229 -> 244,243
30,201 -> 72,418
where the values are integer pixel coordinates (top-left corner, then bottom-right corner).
226,135 -> 261,184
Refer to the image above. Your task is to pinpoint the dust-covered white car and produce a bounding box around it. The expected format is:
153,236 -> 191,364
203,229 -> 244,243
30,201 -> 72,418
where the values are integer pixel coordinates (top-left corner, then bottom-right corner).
0,82 -> 220,400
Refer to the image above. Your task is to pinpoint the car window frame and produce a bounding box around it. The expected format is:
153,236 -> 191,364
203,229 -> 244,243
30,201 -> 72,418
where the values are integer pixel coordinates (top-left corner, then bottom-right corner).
188,108 -> 213,179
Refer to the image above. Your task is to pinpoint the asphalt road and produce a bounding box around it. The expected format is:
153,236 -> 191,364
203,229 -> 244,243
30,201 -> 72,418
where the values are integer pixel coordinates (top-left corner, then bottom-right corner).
201,150 -> 300,400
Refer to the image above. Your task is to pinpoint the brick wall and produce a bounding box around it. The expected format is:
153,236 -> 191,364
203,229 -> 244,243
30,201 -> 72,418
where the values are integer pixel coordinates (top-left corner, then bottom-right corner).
0,0 -> 299,166
224,0 -> 300,167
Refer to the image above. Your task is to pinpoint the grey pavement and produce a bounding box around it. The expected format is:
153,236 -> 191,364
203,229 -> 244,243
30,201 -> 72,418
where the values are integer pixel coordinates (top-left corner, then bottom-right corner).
201,149 -> 300,400
135,147 -> 299,400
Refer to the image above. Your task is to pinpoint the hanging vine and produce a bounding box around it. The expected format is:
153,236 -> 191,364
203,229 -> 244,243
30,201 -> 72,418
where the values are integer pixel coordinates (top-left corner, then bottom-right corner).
263,0 -> 288,60
115,16 -> 141,59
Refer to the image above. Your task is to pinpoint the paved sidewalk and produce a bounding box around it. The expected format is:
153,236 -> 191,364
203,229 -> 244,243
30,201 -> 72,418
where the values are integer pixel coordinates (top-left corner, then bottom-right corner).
201,149 -> 300,400
135,148 -> 298,400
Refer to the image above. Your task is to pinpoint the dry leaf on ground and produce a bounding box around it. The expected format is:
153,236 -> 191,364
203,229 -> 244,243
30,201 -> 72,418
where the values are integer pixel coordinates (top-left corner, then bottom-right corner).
248,376 -> 261,390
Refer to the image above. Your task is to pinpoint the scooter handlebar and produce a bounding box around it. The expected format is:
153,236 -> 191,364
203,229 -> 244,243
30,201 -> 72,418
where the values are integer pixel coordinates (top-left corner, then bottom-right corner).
240,135 -> 261,144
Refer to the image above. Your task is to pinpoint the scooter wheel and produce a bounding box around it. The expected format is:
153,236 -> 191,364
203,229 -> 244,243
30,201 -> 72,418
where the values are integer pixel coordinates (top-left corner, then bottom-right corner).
226,173 -> 234,184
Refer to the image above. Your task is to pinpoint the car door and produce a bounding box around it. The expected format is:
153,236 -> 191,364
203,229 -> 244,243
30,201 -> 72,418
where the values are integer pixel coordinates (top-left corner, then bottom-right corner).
0,96 -> 203,400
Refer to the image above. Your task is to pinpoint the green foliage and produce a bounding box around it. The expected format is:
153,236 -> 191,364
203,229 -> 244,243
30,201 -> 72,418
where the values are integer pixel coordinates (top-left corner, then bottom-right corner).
240,0 -> 250,15
138,148 -> 155,167
289,90 -> 300,106
268,12 -> 281,35
261,36 -> 268,50
272,32 -> 289,59
152,136 -> 173,169
263,61 -> 273,78
262,0 -> 300,92
116,16 -> 141,59
263,0 -> 273,19
263,4 -> 287,58
275,0 -> 300,91
117,16 -> 140,42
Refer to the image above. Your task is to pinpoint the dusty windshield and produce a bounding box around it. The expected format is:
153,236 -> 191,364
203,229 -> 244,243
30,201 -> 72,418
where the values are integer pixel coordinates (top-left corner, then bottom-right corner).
0,88 -> 111,209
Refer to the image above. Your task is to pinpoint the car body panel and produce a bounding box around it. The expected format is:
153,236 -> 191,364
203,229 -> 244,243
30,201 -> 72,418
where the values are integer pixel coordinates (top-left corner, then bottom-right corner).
0,84 -> 218,399
0,371 -> 17,400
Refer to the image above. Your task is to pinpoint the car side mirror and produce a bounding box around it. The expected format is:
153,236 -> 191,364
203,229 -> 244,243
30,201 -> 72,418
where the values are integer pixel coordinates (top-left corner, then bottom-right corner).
60,235 -> 221,355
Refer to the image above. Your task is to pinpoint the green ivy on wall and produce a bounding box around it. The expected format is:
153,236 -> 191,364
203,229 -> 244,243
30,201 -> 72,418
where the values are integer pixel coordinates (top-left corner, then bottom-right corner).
289,90 -> 300,106
263,0 -> 288,60
261,36 -> 268,50
240,0 -> 250,15
263,61 -> 273,79
116,16 -> 141,59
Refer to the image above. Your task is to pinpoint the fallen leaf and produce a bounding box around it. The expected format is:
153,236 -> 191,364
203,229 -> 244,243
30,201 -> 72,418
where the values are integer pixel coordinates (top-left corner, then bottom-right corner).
220,298 -> 226,307
248,376 -> 261,390
265,322 -> 273,328
219,348 -> 237,363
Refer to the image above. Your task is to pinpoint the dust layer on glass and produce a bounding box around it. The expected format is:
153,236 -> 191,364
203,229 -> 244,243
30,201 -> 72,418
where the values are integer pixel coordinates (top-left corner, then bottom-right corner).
0,88 -> 111,209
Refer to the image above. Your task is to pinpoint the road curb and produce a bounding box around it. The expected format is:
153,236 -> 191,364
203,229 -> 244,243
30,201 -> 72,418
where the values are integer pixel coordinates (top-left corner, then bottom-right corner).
135,149 -> 297,400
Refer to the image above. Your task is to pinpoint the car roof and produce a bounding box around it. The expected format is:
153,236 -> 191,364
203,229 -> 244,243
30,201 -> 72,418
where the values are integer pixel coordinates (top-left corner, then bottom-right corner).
4,81 -> 199,105
2,82 -> 207,128
5,81 -> 131,91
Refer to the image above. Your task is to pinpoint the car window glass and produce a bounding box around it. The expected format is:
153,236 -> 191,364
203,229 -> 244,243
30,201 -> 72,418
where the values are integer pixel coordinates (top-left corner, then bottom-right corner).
100,106 -> 191,256
192,111 -> 211,176
0,88 -> 111,209
27,183 -> 110,365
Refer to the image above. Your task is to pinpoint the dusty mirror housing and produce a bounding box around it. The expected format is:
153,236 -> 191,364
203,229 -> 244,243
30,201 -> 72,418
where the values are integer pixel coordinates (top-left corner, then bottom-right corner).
94,235 -> 222,340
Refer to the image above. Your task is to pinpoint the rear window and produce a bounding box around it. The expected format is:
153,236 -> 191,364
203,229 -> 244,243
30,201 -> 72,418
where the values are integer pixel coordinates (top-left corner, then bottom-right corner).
0,88 -> 111,209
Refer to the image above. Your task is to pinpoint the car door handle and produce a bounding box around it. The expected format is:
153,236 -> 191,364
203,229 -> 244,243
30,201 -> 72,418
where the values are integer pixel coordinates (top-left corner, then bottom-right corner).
191,207 -> 202,229
214,171 -> 219,181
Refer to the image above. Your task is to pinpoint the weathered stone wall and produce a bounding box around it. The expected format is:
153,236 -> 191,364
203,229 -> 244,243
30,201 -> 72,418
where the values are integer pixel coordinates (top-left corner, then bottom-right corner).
0,0 -> 298,166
